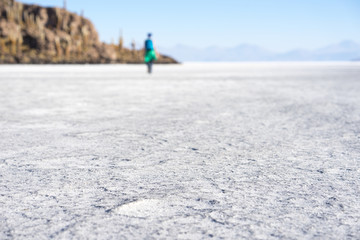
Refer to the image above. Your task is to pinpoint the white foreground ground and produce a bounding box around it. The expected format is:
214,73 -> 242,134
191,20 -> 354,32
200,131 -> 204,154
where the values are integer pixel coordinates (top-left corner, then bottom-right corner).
0,63 -> 359,239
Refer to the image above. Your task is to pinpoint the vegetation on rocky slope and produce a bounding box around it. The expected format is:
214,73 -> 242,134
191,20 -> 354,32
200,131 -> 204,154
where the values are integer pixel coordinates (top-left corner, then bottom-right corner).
0,0 -> 177,64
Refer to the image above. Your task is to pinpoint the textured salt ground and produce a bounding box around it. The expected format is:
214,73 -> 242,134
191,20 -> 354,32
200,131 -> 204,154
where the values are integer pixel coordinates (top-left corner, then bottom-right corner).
0,63 -> 360,239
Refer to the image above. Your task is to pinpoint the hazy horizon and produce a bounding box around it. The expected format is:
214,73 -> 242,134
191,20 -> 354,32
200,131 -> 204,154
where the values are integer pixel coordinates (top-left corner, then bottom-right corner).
158,40 -> 360,62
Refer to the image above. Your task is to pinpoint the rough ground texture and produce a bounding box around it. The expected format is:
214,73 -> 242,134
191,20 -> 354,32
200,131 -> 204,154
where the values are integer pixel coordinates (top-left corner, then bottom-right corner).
0,63 -> 359,239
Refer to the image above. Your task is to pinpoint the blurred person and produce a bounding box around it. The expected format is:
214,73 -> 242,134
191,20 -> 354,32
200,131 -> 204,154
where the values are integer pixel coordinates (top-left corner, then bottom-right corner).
144,33 -> 157,74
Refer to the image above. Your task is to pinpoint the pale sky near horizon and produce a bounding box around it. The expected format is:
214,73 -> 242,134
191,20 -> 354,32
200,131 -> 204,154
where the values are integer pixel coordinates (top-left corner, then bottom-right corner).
18,0 -> 360,52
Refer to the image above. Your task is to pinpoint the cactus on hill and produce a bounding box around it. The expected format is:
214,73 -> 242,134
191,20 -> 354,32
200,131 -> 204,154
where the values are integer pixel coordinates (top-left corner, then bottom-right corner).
0,0 -> 177,64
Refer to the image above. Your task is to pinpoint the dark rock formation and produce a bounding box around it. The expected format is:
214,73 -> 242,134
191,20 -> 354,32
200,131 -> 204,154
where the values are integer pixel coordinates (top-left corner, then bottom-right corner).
0,0 -> 178,64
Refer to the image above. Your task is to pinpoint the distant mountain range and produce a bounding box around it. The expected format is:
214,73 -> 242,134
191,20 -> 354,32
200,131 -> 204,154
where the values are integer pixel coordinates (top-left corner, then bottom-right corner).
158,40 -> 360,62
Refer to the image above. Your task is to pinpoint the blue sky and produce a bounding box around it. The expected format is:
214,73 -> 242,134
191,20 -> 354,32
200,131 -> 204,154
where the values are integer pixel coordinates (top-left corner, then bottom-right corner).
19,0 -> 360,51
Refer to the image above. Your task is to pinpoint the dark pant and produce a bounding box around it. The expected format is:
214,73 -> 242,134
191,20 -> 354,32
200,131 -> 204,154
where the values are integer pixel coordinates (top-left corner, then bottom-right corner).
147,61 -> 153,74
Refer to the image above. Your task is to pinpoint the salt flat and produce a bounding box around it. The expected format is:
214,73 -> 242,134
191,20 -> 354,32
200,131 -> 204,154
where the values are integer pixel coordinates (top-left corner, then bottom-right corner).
0,62 -> 359,239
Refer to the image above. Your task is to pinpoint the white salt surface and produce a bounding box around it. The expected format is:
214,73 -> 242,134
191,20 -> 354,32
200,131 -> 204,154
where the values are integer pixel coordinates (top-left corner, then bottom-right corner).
0,62 -> 360,239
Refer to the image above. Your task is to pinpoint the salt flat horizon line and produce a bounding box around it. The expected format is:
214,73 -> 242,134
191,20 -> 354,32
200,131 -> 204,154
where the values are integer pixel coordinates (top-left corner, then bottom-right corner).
0,60 -> 359,66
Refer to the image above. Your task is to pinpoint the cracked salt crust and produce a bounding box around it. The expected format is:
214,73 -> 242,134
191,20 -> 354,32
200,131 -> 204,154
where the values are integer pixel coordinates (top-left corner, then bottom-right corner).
0,62 -> 360,239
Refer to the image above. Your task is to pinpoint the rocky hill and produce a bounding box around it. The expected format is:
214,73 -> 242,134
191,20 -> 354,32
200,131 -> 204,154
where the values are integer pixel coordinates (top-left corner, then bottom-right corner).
0,0 -> 177,64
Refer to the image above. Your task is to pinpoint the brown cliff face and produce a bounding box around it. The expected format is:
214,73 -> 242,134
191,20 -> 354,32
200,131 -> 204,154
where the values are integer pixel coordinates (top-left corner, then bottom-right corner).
0,0 -> 177,64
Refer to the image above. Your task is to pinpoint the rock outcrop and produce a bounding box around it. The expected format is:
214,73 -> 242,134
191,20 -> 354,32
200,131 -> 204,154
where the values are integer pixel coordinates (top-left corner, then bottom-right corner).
0,0 -> 177,64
